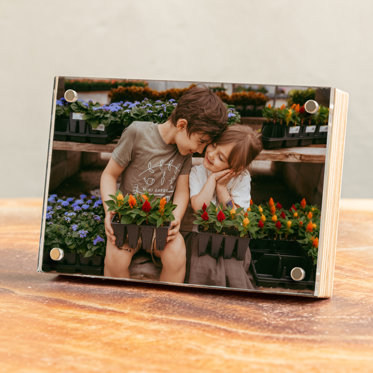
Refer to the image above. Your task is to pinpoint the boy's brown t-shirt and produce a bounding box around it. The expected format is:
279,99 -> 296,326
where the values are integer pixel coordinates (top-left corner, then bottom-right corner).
112,121 -> 192,201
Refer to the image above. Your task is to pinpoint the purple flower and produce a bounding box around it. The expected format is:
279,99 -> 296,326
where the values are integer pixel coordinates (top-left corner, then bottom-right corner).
64,216 -> 71,223
61,201 -> 70,207
74,206 -> 82,212
66,197 -> 74,202
48,196 -> 56,203
74,199 -> 84,205
93,235 -> 105,245
71,224 -> 78,231
82,204 -> 90,210
47,206 -> 53,212
93,215 -> 101,221
228,112 -> 235,118
93,200 -> 102,208
86,199 -> 92,205
56,206 -> 62,210
46,213 -> 52,220
78,229 -> 88,238
57,199 -> 64,203
80,194 -> 87,200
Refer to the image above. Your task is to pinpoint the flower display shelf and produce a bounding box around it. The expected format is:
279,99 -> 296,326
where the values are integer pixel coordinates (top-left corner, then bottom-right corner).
54,113 -> 122,144
261,122 -> 328,149
197,232 -> 250,260
249,239 -> 316,290
111,217 -> 170,251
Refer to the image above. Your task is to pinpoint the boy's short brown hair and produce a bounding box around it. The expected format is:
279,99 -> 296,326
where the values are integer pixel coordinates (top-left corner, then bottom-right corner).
216,125 -> 262,173
169,86 -> 228,142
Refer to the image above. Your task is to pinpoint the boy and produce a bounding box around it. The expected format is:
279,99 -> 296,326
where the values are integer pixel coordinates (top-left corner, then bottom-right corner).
101,86 -> 228,283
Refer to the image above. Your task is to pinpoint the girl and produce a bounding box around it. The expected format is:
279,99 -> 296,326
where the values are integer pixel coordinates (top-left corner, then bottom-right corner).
185,124 -> 262,288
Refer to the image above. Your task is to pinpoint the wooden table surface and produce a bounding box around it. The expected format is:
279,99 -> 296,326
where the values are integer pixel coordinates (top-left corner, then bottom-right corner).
1,199 -> 372,372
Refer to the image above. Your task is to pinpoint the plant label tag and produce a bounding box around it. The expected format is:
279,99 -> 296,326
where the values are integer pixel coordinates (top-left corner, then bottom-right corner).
72,113 -> 84,121
289,126 -> 300,134
96,124 -> 106,132
319,125 -> 328,133
306,125 -> 316,133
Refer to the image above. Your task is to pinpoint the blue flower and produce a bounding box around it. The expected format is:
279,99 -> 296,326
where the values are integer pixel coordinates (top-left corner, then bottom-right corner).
86,199 -> 92,205
56,206 -> 62,210
147,110 -> 153,113
74,199 -> 84,205
66,197 -> 74,202
82,204 -> 90,210
74,206 -> 82,212
50,194 -> 58,198
93,215 -> 101,221
93,200 -> 102,208
78,229 -> 88,238
228,112 -> 234,118
46,213 -> 52,220
93,235 -> 105,246
47,206 -> 53,211
80,194 -> 87,200
68,212 -> 76,217
71,224 -> 78,231
48,196 -> 56,203
61,201 -> 70,207
169,99 -> 176,102
64,216 -> 71,223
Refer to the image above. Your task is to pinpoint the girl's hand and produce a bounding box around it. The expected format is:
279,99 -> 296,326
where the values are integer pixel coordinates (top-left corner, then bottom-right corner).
216,169 -> 235,188
210,169 -> 232,182
104,211 -> 116,245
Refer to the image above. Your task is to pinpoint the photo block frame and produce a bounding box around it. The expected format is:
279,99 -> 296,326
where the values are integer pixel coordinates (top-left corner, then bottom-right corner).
37,76 -> 348,298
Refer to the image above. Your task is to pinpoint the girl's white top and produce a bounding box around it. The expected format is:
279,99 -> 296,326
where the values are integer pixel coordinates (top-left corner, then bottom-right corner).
189,164 -> 252,209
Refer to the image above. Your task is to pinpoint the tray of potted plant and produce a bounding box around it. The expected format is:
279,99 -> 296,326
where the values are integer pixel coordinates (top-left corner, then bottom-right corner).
106,191 -> 177,251
43,194 -> 106,275
54,98 -> 71,141
193,201 -> 259,260
249,197 -> 319,289
313,105 -> 329,144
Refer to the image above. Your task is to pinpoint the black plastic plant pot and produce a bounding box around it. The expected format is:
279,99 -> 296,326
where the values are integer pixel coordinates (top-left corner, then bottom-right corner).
249,239 -> 269,252
284,126 -> 300,148
261,137 -> 284,149
126,224 -> 140,249
198,232 -> 211,256
313,124 -> 328,144
155,225 -> 170,251
111,217 -> 126,248
140,225 -> 154,251
236,237 -> 250,260
223,235 -> 237,259
79,254 -> 104,267
210,233 -> 223,258
299,125 -> 316,146
55,118 -> 69,132
64,251 -> 77,265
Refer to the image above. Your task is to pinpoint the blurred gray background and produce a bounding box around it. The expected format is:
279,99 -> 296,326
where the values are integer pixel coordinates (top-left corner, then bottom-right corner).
0,0 -> 372,198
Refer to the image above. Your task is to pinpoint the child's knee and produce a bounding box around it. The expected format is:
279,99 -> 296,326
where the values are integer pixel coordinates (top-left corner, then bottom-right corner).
161,234 -> 186,267
104,240 -> 134,273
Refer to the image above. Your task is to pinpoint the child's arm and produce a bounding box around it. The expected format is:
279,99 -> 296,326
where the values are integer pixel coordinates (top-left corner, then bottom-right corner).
167,174 -> 189,242
100,158 -> 125,244
190,169 -> 232,212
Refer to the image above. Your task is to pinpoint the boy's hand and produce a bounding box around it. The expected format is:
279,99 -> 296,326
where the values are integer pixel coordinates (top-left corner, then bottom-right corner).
104,211 -> 116,245
166,217 -> 181,242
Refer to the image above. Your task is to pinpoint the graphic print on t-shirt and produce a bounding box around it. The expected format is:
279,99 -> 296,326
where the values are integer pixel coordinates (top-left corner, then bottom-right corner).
133,159 -> 182,199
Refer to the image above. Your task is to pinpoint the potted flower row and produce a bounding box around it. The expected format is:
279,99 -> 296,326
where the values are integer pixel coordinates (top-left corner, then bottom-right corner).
65,78 -> 147,92
248,197 -> 319,288
105,191 -> 176,251
43,194 -> 106,275
261,104 -> 329,149
194,197 -> 319,288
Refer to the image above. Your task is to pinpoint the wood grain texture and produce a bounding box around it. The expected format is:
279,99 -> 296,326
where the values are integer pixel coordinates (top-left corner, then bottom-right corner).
0,199 -> 372,372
